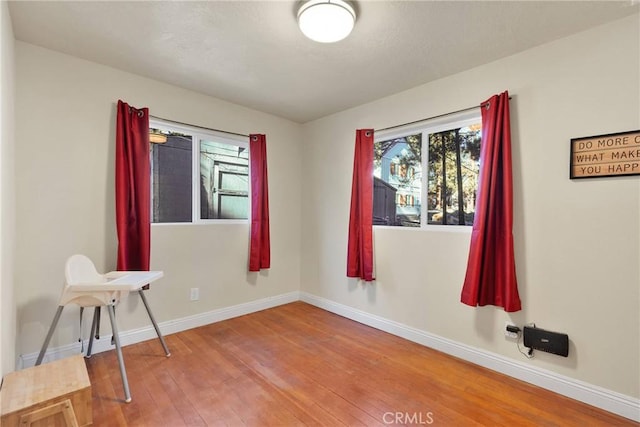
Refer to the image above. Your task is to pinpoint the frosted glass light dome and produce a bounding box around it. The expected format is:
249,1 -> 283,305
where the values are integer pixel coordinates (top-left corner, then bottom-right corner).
297,0 -> 356,43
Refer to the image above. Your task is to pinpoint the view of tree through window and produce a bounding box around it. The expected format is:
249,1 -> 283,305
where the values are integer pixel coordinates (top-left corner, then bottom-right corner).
427,124 -> 481,225
373,120 -> 481,227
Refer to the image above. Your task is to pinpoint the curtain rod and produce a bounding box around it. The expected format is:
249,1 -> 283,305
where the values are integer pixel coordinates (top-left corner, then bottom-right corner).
374,96 -> 512,133
149,114 -> 250,138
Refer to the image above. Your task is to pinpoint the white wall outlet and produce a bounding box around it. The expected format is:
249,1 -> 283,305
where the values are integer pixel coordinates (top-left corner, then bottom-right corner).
505,321 -> 519,339
190,287 -> 199,301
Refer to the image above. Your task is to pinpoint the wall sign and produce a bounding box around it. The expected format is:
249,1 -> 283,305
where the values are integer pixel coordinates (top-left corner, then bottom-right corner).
570,130 -> 640,179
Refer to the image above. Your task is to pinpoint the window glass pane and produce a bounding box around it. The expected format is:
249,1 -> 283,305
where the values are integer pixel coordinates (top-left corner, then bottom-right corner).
151,134 -> 193,223
200,140 -> 249,219
427,124 -> 481,225
373,134 -> 422,227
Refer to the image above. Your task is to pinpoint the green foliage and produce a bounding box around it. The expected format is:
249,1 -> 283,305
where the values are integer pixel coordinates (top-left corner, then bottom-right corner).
373,125 -> 481,226
427,127 -> 481,223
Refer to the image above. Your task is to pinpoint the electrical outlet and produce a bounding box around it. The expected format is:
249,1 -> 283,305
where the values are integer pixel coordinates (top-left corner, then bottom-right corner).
505,321 -> 519,339
190,288 -> 199,301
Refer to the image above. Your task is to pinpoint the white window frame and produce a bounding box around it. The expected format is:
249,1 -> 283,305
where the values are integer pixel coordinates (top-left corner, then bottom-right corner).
149,118 -> 250,225
374,109 -> 481,231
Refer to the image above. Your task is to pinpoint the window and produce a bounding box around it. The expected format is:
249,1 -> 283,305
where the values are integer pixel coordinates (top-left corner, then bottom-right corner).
373,113 -> 481,227
150,120 -> 249,224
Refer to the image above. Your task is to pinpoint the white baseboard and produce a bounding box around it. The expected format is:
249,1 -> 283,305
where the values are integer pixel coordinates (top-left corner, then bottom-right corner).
299,292 -> 640,423
20,290 -> 639,422
19,291 -> 300,369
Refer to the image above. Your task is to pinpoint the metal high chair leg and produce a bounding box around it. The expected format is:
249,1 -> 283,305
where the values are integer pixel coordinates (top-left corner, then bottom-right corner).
94,306 -> 101,339
138,290 -> 171,357
36,305 -> 65,365
106,304 -> 131,403
86,307 -> 100,358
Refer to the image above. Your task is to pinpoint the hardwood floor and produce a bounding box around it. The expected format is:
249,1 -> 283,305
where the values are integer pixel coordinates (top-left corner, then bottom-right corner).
85,302 -> 635,426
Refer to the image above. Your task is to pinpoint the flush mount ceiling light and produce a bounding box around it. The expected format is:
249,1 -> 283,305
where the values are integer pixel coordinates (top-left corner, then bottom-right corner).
297,0 -> 356,43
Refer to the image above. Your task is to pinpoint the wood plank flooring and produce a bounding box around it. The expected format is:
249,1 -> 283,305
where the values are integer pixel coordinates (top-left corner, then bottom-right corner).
85,302 -> 635,426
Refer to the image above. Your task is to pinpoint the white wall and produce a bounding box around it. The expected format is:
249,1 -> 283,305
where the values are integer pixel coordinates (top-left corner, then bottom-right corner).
301,14 -> 640,399
14,42 -> 302,356
1,1 -> 16,376
9,7 -> 639,409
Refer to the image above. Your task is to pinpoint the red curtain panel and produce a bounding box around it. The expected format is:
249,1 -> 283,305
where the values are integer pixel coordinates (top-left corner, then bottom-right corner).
115,100 -> 150,271
347,129 -> 375,282
249,134 -> 271,271
460,91 -> 521,312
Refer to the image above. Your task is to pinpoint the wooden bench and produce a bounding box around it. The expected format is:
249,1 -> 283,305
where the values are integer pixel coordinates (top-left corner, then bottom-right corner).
1,355 -> 92,426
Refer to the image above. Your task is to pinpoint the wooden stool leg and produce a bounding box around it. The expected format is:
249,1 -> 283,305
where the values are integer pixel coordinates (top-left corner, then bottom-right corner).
18,398 -> 79,427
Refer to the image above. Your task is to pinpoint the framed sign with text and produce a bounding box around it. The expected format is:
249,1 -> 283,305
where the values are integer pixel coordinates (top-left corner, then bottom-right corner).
570,130 -> 640,179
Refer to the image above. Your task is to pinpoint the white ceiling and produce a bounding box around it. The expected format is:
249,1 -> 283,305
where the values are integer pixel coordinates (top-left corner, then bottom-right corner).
8,1 -> 639,123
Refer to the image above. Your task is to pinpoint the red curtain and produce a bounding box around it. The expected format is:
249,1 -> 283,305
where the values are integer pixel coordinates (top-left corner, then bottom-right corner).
249,134 -> 270,271
115,100 -> 150,271
460,91 -> 521,312
347,129 -> 375,281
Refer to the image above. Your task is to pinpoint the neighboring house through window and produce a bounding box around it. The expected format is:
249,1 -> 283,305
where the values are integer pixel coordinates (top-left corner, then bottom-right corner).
373,111 -> 481,227
150,119 -> 249,224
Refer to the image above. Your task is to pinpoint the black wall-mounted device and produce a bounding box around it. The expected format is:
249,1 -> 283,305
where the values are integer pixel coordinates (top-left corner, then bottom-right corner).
523,325 -> 569,357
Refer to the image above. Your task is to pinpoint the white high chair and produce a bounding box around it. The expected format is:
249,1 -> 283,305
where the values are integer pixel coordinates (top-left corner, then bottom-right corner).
36,254 -> 170,403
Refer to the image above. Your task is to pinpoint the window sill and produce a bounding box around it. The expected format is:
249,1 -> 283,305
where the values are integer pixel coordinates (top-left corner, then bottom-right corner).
374,224 -> 472,233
